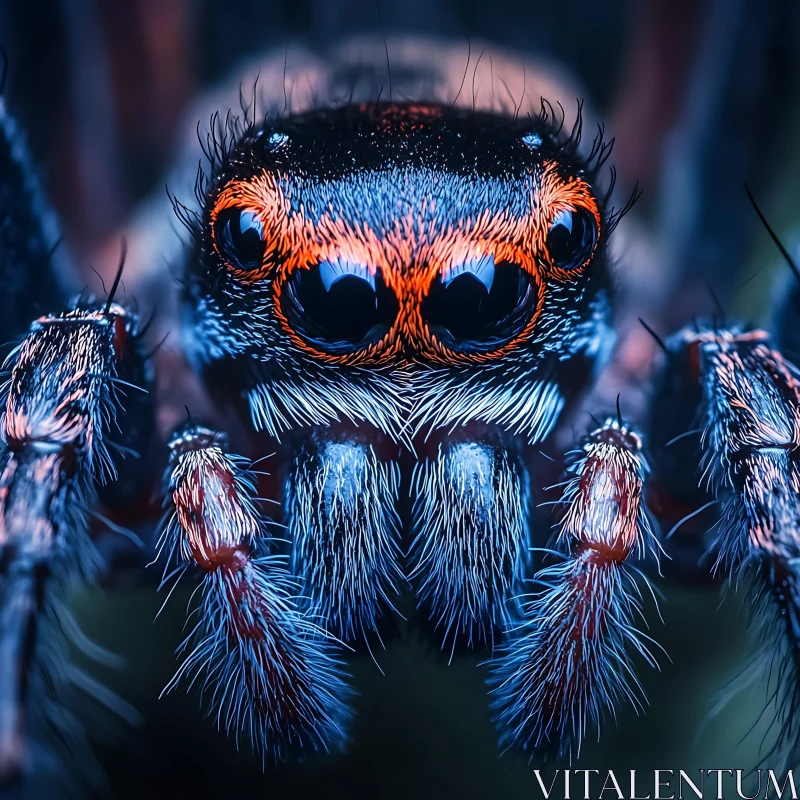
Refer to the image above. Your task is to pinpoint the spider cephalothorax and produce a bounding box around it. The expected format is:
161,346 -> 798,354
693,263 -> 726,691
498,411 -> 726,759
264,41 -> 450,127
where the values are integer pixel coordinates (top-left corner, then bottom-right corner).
181,102 -> 617,444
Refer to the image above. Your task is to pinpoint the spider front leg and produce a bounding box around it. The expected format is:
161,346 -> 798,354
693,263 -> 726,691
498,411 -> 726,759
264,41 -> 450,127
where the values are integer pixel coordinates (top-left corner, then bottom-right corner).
0,299 -> 153,783
409,429 -> 532,654
0,64 -> 156,786
489,416 -> 661,761
158,423 -> 353,762
284,427 -> 405,647
652,323 -> 800,769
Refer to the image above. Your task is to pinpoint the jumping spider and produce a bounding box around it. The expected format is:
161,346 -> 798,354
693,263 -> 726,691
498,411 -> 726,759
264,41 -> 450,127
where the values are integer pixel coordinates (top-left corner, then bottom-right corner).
1,51 -> 799,791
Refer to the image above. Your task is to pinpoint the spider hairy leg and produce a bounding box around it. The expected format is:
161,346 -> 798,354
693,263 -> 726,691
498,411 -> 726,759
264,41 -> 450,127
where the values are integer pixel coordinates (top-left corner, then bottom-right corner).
0,301 -> 150,785
285,428 -> 404,647
671,325 -> 800,768
159,424 -> 353,762
409,429 -> 531,654
489,417 -> 660,761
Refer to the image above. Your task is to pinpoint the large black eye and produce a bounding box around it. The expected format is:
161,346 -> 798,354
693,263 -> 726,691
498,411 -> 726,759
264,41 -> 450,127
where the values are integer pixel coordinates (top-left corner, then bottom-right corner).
546,207 -> 598,270
214,207 -> 266,271
422,256 -> 537,351
282,258 -> 398,351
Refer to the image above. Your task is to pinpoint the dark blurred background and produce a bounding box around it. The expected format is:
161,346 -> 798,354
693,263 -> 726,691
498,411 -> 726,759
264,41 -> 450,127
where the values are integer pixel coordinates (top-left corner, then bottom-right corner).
2,1 -> 800,797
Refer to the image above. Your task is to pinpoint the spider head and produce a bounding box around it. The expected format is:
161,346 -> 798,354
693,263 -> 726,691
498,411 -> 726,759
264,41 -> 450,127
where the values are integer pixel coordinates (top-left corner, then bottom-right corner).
182,103 -> 616,442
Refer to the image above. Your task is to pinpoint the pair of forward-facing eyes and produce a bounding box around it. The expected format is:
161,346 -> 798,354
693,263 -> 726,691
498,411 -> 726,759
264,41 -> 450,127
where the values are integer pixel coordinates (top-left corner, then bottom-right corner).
210,204 -> 599,350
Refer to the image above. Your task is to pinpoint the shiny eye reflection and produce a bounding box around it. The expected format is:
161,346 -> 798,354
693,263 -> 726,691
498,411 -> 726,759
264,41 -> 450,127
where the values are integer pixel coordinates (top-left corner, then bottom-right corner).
442,254 -> 496,292
214,207 -> 266,271
423,256 -> 537,350
546,206 -> 598,270
283,259 -> 398,350
317,258 -> 376,293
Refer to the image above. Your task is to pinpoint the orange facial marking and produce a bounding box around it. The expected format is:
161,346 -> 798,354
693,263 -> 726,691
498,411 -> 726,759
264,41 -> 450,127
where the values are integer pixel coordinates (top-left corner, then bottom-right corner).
535,161 -> 602,280
210,173 -> 291,280
209,159 -> 602,366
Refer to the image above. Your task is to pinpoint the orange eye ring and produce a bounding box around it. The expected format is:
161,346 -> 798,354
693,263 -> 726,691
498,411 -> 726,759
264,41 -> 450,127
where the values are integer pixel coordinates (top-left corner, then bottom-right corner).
533,163 -> 602,280
209,175 -> 290,282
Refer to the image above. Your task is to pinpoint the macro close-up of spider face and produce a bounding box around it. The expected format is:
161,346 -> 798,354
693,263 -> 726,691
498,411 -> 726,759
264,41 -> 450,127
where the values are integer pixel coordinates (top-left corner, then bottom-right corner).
2,2 -> 800,798
182,97 -> 618,661
189,102 -> 612,439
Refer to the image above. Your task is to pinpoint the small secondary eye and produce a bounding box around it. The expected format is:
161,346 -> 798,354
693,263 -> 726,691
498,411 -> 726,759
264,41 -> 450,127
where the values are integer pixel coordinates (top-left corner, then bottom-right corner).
546,207 -> 598,270
282,258 -> 398,350
214,207 -> 266,272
